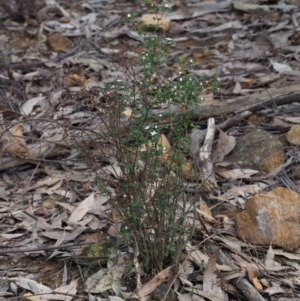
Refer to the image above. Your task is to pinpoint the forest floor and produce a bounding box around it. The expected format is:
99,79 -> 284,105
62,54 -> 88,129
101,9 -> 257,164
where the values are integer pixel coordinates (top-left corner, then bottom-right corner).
1,0 -> 300,300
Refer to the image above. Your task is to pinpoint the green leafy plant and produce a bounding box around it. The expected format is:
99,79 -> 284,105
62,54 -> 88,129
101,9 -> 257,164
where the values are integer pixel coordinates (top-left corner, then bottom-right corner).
69,0 -> 219,275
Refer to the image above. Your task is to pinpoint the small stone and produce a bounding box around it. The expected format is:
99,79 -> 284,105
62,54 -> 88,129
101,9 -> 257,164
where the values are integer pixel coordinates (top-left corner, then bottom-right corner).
47,32 -> 72,51
226,129 -> 284,173
235,187 -> 300,250
287,125 -> 300,145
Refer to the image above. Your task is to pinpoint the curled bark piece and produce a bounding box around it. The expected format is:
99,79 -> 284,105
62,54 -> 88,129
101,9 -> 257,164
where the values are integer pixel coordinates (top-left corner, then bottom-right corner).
197,118 -> 217,193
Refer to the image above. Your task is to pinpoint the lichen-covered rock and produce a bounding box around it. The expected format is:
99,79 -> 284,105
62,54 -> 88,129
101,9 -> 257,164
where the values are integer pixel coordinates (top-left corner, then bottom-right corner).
235,187 -> 300,250
226,129 -> 284,172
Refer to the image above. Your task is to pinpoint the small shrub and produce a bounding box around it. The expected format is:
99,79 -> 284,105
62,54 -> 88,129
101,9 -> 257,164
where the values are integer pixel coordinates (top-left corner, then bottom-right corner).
68,0 -> 219,275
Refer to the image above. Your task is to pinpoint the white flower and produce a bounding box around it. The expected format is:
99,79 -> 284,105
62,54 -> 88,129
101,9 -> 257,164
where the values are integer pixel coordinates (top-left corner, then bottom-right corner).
159,114 -> 162,117
200,97 -> 204,101
217,77 -> 220,82
150,131 -> 157,136
145,125 -> 151,130
165,4 -> 169,8
200,82 -> 203,86
166,38 -> 173,42
127,14 -> 131,18
179,78 -> 183,82
190,59 -> 193,63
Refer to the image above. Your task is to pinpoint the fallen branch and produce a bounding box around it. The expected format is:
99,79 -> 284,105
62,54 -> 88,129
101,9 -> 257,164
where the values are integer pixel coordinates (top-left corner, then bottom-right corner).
197,84 -> 300,118
0,241 -> 94,254
155,84 -> 300,119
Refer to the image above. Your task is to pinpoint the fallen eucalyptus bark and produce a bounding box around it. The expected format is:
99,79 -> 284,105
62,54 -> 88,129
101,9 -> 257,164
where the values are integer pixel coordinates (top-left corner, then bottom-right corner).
206,240 -> 266,301
197,118 -> 217,185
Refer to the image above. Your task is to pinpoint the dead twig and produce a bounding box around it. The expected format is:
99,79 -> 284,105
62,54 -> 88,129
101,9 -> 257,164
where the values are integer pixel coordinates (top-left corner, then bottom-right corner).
0,241 -> 94,254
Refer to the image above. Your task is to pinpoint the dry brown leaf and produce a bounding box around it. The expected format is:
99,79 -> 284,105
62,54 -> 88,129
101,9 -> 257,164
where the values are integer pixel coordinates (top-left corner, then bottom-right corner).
47,32 -> 72,51
264,245 -> 275,267
214,235 -> 244,253
189,250 -> 209,266
33,207 -> 49,216
53,279 -> 78,301
54,229 -> 66,247
108,297 -> 125,301
273,249 -> 300,260
252,277 -> 263,291
196,208 -> 218,223
217,183 -> 267,202
178,262 -> 194,287
199,199 -> 212,217
140,134 -> 170,154
10,120 -> 26,145
181,161 -> 199,181
21,95 -> 47,115
203,250 -> 227,301
107,223 -> 121,236
69,192 -> 95,223
264,285 -> 286,296
216,264 -> 233,272
0,119 -> 30,159
56,202 -> 76,212
131,265 -> 173,299
123,108 -> 132,117
217,168 -> 259,181
64,73 -> 84,87
245,263 -> 263,291
213,129 -> 236,162
22,293 -> 43,301
177,293 -> 205,301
